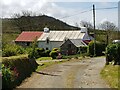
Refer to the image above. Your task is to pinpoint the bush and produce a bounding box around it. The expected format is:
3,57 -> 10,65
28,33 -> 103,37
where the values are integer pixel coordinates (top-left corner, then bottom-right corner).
45,50 -> 51,57
2,44 -> 25,57
106,43 -> 120,65
52,48 -> 59,51
80,46 -> 88,53
2,55 -> 38,89
49,51 -> 58,59
88,40 -> 103,56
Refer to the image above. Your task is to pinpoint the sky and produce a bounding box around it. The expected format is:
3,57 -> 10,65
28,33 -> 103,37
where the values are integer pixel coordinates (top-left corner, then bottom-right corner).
0,0 -> 119,27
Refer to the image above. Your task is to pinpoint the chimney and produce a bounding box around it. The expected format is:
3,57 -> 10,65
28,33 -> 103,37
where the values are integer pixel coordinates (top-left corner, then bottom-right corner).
44,27 -> 50,33
80,27 -> 87,33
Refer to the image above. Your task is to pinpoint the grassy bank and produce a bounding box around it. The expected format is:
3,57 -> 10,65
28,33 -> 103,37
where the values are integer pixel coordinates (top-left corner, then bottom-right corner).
101,64 -> 119,88
2,55 -> 38,89
36,57 -> 52,61
36,59 -> 70,72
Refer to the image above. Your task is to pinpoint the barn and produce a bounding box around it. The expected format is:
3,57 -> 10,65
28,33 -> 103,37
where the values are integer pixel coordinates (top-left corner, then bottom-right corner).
15,31 -> 43,47
38,27 -> 93,51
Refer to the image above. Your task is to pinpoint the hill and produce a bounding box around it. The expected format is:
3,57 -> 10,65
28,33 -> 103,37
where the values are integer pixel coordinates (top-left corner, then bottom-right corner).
2,15 -> 79,33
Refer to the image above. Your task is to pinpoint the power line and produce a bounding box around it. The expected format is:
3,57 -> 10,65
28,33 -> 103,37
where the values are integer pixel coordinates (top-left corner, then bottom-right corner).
59,9 -> 92,19
60,6 -> 118,20
96,7 -> 118,10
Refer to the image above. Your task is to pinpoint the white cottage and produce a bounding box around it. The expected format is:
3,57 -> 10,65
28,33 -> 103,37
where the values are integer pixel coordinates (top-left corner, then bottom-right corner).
37,27 -> 93,50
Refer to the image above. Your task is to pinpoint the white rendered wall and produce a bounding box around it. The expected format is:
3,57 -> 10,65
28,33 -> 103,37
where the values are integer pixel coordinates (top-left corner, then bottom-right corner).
38,41 -> 63,50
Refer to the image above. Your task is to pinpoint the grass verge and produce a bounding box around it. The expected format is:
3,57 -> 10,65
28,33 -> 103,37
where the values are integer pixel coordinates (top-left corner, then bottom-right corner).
36,59 -> 71,72
101,64 -> 119,88
36,57 -> 52,61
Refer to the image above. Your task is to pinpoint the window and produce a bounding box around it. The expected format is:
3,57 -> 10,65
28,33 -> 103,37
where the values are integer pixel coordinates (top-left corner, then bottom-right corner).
27,42 -> 30,46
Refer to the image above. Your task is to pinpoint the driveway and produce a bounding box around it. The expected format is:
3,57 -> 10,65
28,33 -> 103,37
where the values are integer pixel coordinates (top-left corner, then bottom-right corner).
17,57 -> 109,88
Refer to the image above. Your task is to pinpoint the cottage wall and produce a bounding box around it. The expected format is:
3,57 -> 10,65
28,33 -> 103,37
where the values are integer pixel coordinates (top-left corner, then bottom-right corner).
38,41 -> 63,50
15,42 -> 31,47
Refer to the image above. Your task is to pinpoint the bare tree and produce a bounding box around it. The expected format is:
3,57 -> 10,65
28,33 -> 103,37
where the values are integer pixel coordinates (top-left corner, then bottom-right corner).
98,21 -> 116,45
80,21 -> 93,34
99,21 -> 116,30
80,21 -> 93,29
12,11 -> 41,32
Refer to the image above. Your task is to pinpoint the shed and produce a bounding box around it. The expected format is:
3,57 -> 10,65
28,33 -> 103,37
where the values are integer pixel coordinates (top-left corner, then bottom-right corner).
60,39 -> 87,55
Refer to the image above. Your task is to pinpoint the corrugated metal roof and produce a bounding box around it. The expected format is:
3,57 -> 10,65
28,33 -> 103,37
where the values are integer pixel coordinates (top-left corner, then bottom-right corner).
15,31 -> 43,42
38,31 -> 85,41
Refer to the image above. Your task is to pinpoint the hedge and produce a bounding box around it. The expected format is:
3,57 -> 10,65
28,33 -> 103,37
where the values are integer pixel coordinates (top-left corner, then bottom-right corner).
49,51 -> 58,59
2,55 -> 38,89
106,43 -> 120,65
88,40 -> 104,56
80,46 -> 88,53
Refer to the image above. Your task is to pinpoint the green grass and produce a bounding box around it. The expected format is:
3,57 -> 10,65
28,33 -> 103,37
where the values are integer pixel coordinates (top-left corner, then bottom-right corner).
2,33 -> 19,44
101,64 -> 119,88
2,54 -> 28,61
36,57 -> 52,61
36,58 -> 71,72
36,62 -> 56,72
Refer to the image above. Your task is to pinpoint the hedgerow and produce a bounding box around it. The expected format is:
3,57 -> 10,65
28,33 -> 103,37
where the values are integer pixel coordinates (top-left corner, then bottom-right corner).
2,55 -> 38,89
106,43 -> 120,65
88,40 -> 104,56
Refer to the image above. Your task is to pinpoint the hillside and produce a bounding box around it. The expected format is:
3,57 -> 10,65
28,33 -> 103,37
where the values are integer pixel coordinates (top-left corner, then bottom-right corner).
2,15 -> 79,33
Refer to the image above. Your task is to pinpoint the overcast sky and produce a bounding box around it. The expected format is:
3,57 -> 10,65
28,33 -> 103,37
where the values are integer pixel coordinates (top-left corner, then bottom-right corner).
1,0 -> 119,27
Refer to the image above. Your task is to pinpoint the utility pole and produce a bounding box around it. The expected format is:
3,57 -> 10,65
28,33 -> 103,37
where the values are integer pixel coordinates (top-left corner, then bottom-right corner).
93,4 -> 96,57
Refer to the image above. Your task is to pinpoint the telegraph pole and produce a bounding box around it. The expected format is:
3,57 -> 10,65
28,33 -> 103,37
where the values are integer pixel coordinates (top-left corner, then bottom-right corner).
93,4 -> 96,57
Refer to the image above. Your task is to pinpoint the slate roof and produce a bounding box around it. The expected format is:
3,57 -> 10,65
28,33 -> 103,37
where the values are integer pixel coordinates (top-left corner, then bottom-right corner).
15,31 -> 43,42
70,39 -> 87,47
38,31 -> 85,41
60,39 -> 87,47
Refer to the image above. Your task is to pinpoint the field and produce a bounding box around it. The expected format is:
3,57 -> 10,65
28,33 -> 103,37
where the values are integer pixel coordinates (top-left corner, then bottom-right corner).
2,33 -> 19,44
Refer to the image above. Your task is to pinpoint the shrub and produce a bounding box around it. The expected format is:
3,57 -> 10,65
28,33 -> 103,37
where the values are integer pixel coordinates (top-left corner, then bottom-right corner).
88,40 -> 103,56
52,48 -> 59,51
2,44 -> 25,57
36,48 -> 45,57
49,51 -> 58,59
80,46 -> 88,53
45,50 -> 51,57
2,64 -> 13,88
28,39 -> 38,59
106,43 -> 120,65
2,55 -> 38,89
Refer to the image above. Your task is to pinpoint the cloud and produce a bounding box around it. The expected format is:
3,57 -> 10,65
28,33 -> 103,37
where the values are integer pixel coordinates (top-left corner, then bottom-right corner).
40,2 -> 70,18
1,0 -> 49,18
0,0 -> 118,27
